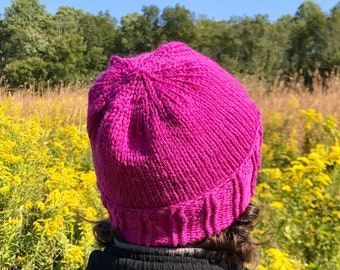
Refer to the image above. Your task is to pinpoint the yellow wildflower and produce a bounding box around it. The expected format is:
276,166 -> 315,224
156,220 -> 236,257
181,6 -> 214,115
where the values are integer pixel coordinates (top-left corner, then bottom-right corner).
17,255 -> 27,262
316,174 -> 331,186
270,201 -> 284,210
0,185 -> 10,195
12,175 -> 21,185
36,201 -> 46,211
24,200 -> 33,210
62,245 -> 84,267
322,217 -> 332,222
282,185 -> 292,192
265,248 -> 294,270
305,179 -> 313,187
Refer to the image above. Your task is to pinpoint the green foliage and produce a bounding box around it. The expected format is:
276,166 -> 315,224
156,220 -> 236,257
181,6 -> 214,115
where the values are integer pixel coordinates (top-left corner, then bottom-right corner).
47,33 -> 86,83
118,11 -> 158,55
161,4 -> 196,43
193,19 -> 228,63
54,6 -> 84,35
0,0 -> 118,87
4,57 -> 48,87
0,0 -> 339,90
324,4 -> 340,69
1,0 -> 53,60
285,1 -> 329,91
79,11 -> 116,72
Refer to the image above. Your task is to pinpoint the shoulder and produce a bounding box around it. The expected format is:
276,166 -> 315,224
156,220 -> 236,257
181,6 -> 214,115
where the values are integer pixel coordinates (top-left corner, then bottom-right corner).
86,250 -> 102,270
86,247 -> 118,270
86,250 -> 107,270
218,261 -> 249,270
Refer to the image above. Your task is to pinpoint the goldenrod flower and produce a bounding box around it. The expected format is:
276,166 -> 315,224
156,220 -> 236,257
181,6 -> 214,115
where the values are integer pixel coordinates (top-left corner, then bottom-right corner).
270,201 -> 284,210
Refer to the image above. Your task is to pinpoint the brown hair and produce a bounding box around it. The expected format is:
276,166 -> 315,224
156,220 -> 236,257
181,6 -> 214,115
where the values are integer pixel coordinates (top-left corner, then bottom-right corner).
92,203 -> 259,268
190,203 -> 259,268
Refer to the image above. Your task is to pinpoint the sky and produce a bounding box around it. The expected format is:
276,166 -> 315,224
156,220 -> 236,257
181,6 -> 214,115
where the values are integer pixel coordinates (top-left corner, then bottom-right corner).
0,0 -> 339,22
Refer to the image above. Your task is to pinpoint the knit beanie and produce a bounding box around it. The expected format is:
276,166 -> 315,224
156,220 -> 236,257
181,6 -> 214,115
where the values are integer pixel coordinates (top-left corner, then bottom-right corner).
87,41 -> 262,247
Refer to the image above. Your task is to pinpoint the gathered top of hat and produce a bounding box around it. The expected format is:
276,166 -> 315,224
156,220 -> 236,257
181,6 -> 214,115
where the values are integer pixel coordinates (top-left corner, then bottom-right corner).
87,41 -> 262,247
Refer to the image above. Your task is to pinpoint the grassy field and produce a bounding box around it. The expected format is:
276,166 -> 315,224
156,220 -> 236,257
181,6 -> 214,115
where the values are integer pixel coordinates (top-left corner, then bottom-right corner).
0,75 -> 339,269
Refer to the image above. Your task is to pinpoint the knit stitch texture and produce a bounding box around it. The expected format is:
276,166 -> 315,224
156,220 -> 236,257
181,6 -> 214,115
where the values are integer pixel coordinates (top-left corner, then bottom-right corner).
87,41 -> 262,247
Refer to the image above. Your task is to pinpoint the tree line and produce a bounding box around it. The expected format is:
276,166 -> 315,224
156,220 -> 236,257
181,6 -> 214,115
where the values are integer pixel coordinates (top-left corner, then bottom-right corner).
0,0 -> 339,92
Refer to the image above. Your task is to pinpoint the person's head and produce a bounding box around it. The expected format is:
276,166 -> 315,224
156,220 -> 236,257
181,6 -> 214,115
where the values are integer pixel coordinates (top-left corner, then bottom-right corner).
87,41 -> 262,266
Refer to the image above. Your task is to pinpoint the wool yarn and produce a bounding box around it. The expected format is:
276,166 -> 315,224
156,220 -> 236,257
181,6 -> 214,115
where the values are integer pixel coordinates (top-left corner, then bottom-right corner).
87,41 -> 262,247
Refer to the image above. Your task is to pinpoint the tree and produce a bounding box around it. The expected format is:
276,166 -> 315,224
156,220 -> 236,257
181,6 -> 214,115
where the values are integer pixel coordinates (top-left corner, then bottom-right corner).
141,5 -> 162,49
329,2 -> 340,68
1,0 -> 53,86
264,15 -> 293,83
54,6 -> 84,35
0,0 -> 338,91
286,1 -> 328,91
47,33 -> 86,83
4,56 -> 48,87
117,12 -> 154,55
193,19 -> 227,62
0,19 -> 9,71
79,11 -> 116,56
79,11 -> 116,77
1,0 -> 53,60
321,2 -> 340,73
222,15 -> 271,76
115,6 -> 161,56
160,4 -> 196,43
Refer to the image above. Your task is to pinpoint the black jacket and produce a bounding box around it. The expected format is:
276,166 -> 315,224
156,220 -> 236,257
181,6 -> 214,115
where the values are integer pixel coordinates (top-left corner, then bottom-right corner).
86,244 -> 247,270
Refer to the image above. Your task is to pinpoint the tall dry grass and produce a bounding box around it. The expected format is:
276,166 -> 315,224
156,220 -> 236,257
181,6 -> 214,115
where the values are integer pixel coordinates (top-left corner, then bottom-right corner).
0,82 -> 89,128
242,74 -> 340,121
1,74 -> 339,122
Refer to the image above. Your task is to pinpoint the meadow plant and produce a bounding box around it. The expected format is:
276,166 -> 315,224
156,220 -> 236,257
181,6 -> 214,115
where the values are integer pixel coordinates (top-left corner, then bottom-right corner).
0,87 -> 339,269
0,95 -> 103,269
255,100 -> 340,269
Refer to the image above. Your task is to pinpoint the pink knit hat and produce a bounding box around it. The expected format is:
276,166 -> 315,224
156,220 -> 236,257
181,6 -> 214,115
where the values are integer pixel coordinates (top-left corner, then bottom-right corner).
87,41 -> 262,247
